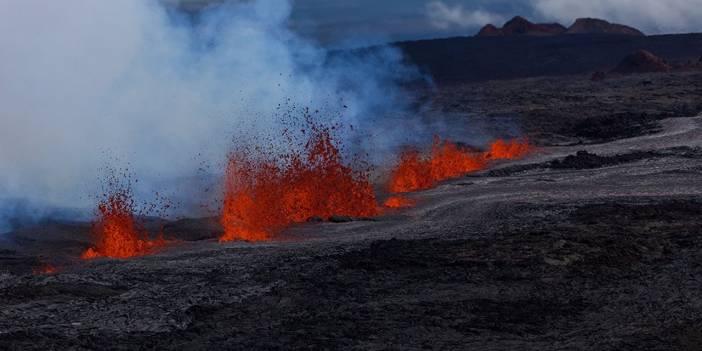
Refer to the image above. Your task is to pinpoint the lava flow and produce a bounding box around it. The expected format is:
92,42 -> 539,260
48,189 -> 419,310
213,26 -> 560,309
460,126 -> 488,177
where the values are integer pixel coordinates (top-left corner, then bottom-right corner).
384,196 -> 416,208
388,137 -> 532,193
220,124 -> 379,242
82,189 -> 166,259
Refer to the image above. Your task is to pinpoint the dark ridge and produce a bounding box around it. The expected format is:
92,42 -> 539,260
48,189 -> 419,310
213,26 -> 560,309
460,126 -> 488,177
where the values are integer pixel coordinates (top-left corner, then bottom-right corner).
392,33 -> 702,83
476,16 -> 641,38
566,18 -> 644,36
542,23 -> 569,34
476,16 -> 567,37
476,24 -> 501,37
501,16 -> 567,36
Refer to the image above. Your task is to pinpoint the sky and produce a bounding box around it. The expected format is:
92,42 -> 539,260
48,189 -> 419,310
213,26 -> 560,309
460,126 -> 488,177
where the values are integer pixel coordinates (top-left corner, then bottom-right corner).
166,0 -> 702,45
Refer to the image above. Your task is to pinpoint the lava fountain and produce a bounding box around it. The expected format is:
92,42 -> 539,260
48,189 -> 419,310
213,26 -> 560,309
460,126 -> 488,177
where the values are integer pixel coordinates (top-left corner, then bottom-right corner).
220,123 -> 379,242
388,137 -> 533,193
82,187 -> 166,259
487,138 -> 533,160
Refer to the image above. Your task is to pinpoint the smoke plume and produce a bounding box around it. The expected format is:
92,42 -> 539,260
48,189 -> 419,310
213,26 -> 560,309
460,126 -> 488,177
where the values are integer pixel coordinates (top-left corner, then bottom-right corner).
426,1 -> 505,30
0,0 -> 419,232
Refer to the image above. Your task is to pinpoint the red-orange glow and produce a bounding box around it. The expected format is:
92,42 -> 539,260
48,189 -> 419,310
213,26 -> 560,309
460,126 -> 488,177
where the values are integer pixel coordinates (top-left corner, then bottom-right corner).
388,137 -> 487,193
82,191 -> 166,260
427,138 -> 488,184
32,265 -> 57,275
386,149 -> 435,194
388,137 -> 533,193
488,138 -> 533,159
384,196 -> 416,208
220,126 -> 379,242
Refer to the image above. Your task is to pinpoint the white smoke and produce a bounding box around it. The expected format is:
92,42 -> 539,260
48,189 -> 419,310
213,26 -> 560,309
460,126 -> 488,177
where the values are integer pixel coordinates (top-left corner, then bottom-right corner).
0,0 -> 419,232
426,1 -> 504,30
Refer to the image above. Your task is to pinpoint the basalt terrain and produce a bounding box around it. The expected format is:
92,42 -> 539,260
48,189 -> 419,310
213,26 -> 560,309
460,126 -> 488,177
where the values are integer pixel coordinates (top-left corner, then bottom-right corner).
394,32 -> 702,83
1,71 -> 701,350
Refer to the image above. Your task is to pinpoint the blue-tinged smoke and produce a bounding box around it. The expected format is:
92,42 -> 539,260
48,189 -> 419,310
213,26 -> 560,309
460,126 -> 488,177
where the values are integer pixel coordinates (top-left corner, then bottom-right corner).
0,0 -> 422,233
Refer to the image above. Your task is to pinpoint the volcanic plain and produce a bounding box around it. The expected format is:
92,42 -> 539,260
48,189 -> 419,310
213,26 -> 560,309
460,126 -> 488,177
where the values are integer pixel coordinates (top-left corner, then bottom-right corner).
1,72 -> 702,350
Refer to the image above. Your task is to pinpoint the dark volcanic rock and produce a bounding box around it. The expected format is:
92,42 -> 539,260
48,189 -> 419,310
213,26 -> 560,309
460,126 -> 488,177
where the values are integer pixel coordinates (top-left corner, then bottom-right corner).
550,150 -> 658,169
162,217 -> 222,241
591,71 -> 607,81
570,112 -> 661,142
539,23 -> 569,34
307,216 -> 324,223
328,215 -> 354,223
566,18 -> 644,36
500,16 -> 566,36
488,149 -> 670,177
476,16 -> 566,37
395,32 -> 702,83
612,50 -> 672,74
476,24 -> 501,37
425,71 -> 702,145
476,16 -> 642,38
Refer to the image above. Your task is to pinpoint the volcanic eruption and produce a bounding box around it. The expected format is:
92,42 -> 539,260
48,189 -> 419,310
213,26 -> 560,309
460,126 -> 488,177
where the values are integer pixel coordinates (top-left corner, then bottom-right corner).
220,121 -> 379,242
82,182 -> 166,259
219,124 -> 533,243
388,137 -> 532,193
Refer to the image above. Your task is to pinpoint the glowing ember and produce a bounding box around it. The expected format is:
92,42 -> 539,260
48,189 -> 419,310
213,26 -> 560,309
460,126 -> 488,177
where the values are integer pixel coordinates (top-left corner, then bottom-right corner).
384,196 -> 416,208
32,265 -> 57,275
220,125 -> 379,242
82,190 -> 166,260
388,137 -> 533,193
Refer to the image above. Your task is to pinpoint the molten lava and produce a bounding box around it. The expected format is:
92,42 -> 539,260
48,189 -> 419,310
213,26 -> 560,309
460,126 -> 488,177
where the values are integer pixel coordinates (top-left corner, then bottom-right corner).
220,125 -> 379,242
388,137 -> 532,193
488,138 -> 533,160
384,196 -> 416,208
82,190 -> 166,260
32,265 -> 57,275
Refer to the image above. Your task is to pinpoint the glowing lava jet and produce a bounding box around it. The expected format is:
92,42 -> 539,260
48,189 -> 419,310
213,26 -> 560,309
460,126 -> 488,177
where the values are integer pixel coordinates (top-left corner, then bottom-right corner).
388,137 -> 533,194
220,124 -> 379,242
82,188 -> 166,259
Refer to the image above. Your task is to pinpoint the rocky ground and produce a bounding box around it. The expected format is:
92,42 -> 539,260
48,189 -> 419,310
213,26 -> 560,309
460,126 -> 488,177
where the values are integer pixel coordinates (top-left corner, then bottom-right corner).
1,73 -> 702,350
423,71 -> 702,145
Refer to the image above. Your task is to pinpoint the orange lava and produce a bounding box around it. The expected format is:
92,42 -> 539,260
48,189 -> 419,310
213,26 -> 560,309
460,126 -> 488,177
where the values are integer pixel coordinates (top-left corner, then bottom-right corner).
384,196 -> 416,208
82,191 -> 165,259
32,265 -> 57,275
488,138 -> 533,159
388,137 -> 532,193
220,125 -> 379,242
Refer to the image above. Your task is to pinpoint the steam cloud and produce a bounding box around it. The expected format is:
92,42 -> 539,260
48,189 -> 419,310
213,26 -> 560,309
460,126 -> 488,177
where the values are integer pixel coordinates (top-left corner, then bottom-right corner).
0,0 -> 419,233
426,1 -> 505,30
